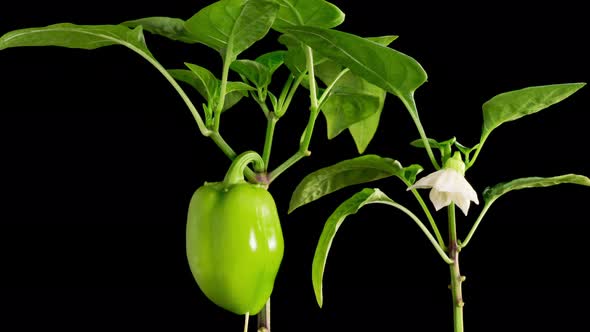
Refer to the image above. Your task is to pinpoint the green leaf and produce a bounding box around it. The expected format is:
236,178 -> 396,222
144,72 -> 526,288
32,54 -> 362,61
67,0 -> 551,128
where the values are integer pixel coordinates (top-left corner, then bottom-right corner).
121,17 -> 198,43
312,187 -> 395,307
255,50 -> 286,75
481,83 -> 586,140
367,35 -> 399,46
185,0 -> 279,62
184,63 -> 219,102
483,174 -> 590,204
319,67 -> 386,140
284,26 -> 427,113
168,69 -> 213,123
169,66 -> 253,112
272,0 -> 345,32
224,81 -> 255,110
230,59 -> 272,89
0,23 -> 153,56
348,109 -> 382,154
278,33 -> 323,76
289,155 -> 422,213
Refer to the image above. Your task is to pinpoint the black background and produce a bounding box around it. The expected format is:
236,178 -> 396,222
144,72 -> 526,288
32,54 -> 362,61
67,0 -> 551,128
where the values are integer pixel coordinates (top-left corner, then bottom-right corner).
1,1 -> 588,331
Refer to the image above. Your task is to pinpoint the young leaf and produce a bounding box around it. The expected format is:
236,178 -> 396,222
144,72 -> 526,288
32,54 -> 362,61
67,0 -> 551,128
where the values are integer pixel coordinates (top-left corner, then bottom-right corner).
483,174 -> 590,204
184,63 -> 219,102
288,155 -> 422,213
185,0 -> 279,62
169,67 -> 252,112
284,26 -> 427,114
311,187 -> 394,307
256,50 -> 286,73
224,81 -> 255,110
230,59 -> 272,89
481,83 -> 586,140
272,0 -> 345,32
121,17 -> 198,43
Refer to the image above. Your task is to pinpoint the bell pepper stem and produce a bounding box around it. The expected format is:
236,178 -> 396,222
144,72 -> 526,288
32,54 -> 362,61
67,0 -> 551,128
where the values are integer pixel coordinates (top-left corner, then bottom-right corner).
244,312 -> 250,332
257,298 -> 271,332
224,151 -> 265,185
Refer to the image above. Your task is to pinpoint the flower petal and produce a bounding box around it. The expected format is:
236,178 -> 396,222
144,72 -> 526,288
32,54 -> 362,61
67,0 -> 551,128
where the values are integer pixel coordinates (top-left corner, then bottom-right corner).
429,188 -> 451,211
407,169 -> 447,190
449,191 -> 471,215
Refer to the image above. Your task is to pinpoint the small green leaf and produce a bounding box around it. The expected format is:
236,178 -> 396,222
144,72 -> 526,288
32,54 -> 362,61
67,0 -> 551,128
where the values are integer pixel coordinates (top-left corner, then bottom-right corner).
312,187 -> 395,307
184,63 -> 219,102
170,66 -> 252,112
483,174 -> 590,204
230,59 -> 272,89
367,35 -> 399,46
289,155 -> 422,213
284,26 -> 427,114
481,83 -> 586,140
255,50 -> 286,75
168,69 -> 214,117
121,17 -> 198,43
272,0 -> 345,32
185,0 -> 279,62
224,81 -> 255,110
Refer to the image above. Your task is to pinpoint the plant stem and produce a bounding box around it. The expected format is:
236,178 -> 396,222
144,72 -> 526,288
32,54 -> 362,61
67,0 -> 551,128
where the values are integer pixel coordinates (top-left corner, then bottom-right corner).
407,188 -> 446,250
214,57 -> 232,132
268,150 -> 309,184
447,203 -> 464,332
369,200 -> 453,264
267,47 -> 320,184
244,312 -> 250,332
460,199 -> 495,248
466,134 -> 488,170
262,114 -> 278,171
257,298 -> 271,332
210,131 -> 256,182
401,97 -> 441,170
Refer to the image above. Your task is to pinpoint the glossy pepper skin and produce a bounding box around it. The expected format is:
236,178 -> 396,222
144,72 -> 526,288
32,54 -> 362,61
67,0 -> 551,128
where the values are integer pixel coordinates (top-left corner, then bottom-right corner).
186,151 -> 284,315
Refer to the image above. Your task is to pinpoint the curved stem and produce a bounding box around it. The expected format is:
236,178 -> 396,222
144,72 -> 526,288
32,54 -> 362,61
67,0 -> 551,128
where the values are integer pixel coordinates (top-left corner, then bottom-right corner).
317,68 -> 349,108
466,134 -> 488,170
223,151 -> 264,185
401,97 -> 440,170
124,43 -> 210,136
448,203 -> 465,332
367,201 -> 453,264
408,188 -> 446,250
209,131 -> 256,182
460,199 -> 495,248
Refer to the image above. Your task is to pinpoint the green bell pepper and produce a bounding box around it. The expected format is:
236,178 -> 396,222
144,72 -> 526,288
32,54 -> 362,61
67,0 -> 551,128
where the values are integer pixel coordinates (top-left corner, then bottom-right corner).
186,151 -> 284,315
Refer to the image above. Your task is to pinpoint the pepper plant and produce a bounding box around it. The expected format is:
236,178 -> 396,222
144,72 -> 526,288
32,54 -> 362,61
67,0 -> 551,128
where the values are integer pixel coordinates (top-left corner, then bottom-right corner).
1,0 -> 588,331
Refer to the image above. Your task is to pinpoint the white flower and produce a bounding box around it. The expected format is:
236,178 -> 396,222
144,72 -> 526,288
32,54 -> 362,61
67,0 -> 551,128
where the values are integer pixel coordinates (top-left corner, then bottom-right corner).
407,168 -> 479,216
